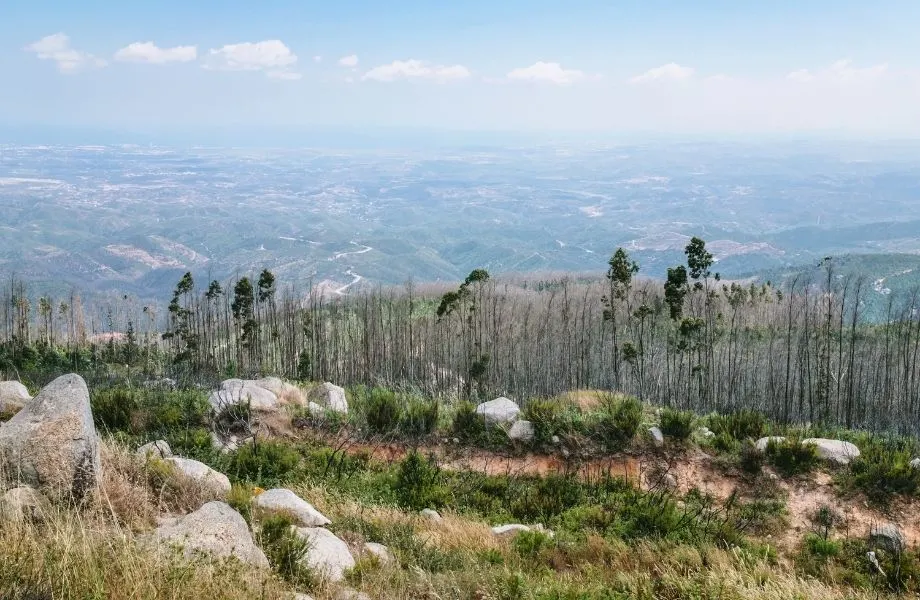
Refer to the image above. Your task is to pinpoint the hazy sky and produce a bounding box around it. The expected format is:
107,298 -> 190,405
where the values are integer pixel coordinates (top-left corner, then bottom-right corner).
3,0 -> 920,139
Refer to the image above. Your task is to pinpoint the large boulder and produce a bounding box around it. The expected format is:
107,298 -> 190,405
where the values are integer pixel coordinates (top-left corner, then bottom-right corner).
307,383 -> 348,414
507,419 -> 535,442
0,374 -> 100,501
136,440 -> 172,460
802,438 -> 861,465
475,397 -> 520,426
755,436 -> 787,452
0,485 -> 50,523
492,523 -> 532,538
209,379 -> 280,412
0,381 -> 30,414
362,542 -> 394,565
294,526 -> 355,582
253,377 -> 306,406
151,501 -> 268,568
163,457 -> 232,496
252,488 -> 330,527
869,523 -> 906,554
420,508 -> 442,522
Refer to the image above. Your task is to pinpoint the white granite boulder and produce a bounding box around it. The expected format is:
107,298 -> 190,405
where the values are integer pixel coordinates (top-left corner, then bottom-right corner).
294,526 -> 355,582
163,456 -> 232,496
0,381 -> 30,414
507,419 -> 535,442
475,397 -> 520,426
802,438 -> 861,465
252,488 -> 330,527
307,382 -> 348,414
136,440 -> 173,460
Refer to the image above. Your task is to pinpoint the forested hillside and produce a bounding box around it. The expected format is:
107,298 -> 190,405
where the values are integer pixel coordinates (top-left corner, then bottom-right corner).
3,237 -> 920,436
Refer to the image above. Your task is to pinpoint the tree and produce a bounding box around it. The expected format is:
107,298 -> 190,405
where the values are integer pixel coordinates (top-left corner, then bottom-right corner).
664,266 -> 688,321
603,248 -> 639,389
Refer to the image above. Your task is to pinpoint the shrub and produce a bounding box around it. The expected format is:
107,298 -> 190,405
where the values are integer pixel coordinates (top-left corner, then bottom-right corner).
708,409 -> 766,442
401,398 -> 439,437
510,474 -> 585,522
845,441 -> 920,505
524,399 -> 564,446
451,401 -> 485,442
228,440 -> 301,486
91,387 -> 139,432
512,530 -> 553,560
259,514 -> 314,587
363,387 -> 402,434
394,451 -> 446,510
804,534 -> 841,558
659,408 -> 695,441
767,438 -> 819,477
596,395 -> 642,452
738,440 -> 764,475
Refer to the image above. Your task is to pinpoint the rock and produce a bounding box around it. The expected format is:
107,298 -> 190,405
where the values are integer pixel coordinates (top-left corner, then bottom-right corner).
661,473 -> 678,490
0,485 -> 50,523
151,501 -> 268,568
362,542 -> 394,565
492,524 -> 532,538
292,594 -> 315,600
551,435 -> 561,444
252,488 -> 330,527
475,397 -> 520,426
802,438 -> 861,465
648,426 -> 664,447
0,381 -> 30,414
869,523 -> 905,554
755,436 -> 787,452
0,374 -> 100,502
307,382 -> 348,414
142,377 -> 177,390
136,440 -> 172,460
209,379 -> 280,412
507,419 -> 535,442
254,377 -> 306,406
307,402 -> 326,418
163,457 -> 232,496
294,526 -> 355,582
420,508 -> 442,522
697,426 -> 715,439
336,591 -> 371,600
911,458 -> 920,470
210,431 -> 243,454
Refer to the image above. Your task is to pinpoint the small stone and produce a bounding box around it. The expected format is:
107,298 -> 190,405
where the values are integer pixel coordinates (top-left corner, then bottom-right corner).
507,419 -> 535,442
551,435 -> 561,444
420,508 -> 442,522
754,436 -> 786,452
492,523 -> 531,538
911,458 -> 920,470
362,542 -> 394,564
648,426 -> 664,447
136,440 -> 172,460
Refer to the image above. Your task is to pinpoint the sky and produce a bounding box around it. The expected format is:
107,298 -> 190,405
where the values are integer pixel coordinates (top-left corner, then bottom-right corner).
2,0 -> 920,142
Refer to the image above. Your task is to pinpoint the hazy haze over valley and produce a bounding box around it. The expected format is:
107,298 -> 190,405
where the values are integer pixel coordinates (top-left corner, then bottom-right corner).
2,139 -> 920,300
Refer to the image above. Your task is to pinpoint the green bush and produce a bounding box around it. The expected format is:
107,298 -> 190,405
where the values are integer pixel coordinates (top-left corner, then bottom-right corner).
523,399 -> 564,446
596,395 -> 642,452
845,441 -> 920,505
91,387 -> 139,432
804,533 -> 841,558
509,474 -> 585,522
259,514 -> 314,587
738,440 -> 765,475
363,387 -> 402,434
708,409 -> 766,442
659,408 -> 695,441
228,440 -> 301,486
401,398 -> 440,437
451,401 -> 485,442
512,530 -> 553,560
767,438 -> 819,477
394,451 -> 446,510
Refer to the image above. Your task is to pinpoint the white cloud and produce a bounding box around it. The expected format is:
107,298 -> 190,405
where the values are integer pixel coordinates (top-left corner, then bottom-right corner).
24,33 -> 106,72
206,40 -> 299,79
506,61 -> 584,85
114,42 -> 197,64
338,54 -> 359,67
267,70 -> 302,80
787,59 -> 888,84
629,62 -> 695,84
362,59 -> 471,82
313,55 -> 322,63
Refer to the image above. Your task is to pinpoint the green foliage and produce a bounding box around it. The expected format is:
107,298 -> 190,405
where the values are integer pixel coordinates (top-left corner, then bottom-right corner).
451,401 -> 485,442
401,398 -> 440,437
804,534 -> 841,558
394,451 -> 446,510
708,409 -> 766,441
91,387 -> 139,432
259,514 -> 314,587
844,439 -> 920,505
524,399 -> 564,446
512,530 -> 553,561
659,408 -> 695,441
510,474 -> 585,522
225,485 -> 256,524
596,395 -> 642,452
228,441 -> 301,487
363,387 -> 402,434
738,441 -> 765,475
766,438 -> 819,477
